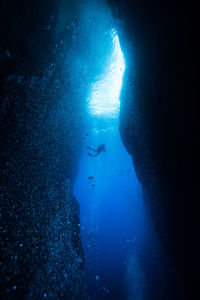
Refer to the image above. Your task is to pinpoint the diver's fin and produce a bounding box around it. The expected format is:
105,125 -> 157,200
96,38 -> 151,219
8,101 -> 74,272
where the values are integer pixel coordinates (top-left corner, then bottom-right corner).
88,153 -> 94,157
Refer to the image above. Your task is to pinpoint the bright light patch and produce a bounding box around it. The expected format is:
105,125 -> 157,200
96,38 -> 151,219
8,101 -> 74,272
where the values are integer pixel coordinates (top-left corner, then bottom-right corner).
88,31 -> 125,118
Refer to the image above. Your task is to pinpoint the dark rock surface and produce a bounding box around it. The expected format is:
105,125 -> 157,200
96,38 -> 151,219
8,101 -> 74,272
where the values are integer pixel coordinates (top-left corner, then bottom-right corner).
108,0 -> 198,298
0,1 -> 88,299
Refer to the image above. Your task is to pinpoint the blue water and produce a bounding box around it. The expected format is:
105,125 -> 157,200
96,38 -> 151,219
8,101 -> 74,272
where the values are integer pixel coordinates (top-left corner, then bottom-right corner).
74,118 -> 142,298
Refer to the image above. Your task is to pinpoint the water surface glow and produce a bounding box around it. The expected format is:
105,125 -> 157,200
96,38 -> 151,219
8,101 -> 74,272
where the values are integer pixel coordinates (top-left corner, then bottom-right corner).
88,31 -> 125,118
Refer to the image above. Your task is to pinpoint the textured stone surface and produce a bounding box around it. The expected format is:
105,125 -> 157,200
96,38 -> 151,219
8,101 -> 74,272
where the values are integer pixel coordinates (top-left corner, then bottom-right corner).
0,1 -> 88,299
108,0 -> 198,298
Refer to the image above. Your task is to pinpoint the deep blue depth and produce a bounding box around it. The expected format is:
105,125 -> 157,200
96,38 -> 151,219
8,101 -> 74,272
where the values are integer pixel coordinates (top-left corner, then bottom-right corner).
74,116 -> 143,298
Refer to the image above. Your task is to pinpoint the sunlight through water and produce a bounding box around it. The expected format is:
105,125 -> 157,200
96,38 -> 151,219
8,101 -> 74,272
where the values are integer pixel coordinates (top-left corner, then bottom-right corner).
88,30 -> 125,118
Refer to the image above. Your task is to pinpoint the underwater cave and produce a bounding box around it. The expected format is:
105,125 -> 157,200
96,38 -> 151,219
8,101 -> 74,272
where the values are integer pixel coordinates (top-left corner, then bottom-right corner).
0,1 -> 198,300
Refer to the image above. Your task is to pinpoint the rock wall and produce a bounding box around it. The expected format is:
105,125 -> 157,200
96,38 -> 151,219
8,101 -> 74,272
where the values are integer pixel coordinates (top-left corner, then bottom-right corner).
0,1 -> 88,299
108,0 -> 198,298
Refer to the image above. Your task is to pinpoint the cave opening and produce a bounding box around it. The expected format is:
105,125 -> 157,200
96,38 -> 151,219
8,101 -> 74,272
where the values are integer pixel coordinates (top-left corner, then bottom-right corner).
88,29 -> 125,118
74,29 -> 144,299
73,25 -> 173,299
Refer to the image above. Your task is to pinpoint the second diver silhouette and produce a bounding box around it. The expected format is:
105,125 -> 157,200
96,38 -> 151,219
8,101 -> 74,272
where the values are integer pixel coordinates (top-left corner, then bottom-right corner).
87,144 -> 106,157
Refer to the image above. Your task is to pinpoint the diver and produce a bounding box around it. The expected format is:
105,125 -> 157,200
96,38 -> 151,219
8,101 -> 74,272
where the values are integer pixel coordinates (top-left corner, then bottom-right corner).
87,144 -> 106,157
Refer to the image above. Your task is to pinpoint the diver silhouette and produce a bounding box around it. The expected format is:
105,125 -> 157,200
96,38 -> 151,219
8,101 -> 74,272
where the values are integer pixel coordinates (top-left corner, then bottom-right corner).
87,144 -> 106,157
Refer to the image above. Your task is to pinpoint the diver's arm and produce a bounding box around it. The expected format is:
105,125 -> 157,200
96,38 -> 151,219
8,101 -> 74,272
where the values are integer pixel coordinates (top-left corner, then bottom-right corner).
87,146 -> 98,152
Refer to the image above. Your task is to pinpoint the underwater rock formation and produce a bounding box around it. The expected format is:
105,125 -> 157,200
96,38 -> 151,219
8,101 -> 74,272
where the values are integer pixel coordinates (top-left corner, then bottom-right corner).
108,0 -> 198,298
1,0 -> 198,299
0,1 -> 88,299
